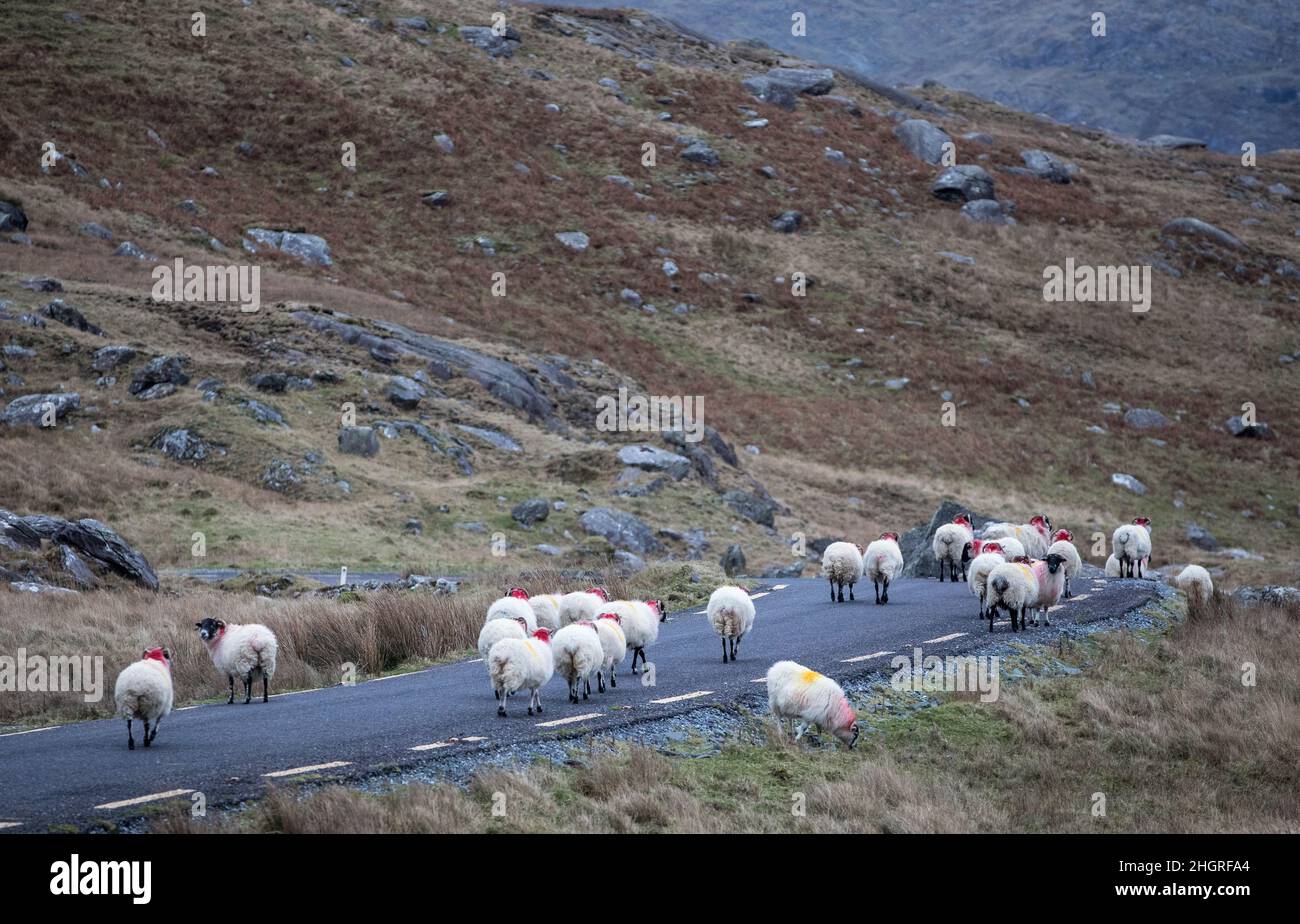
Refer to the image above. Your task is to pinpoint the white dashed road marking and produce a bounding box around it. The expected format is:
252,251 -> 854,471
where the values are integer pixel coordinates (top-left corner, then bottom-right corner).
410,736 -> 487,752
0,822 -> 22,829
536,713 -> 601,728
750,677 -> 768,683
95,788 -> 195,811
263,761 -> 351,778
841,651 -> 893,663
1069,594 -> 1090,601
0,725 -> 59,738
649,690 -> 712,704
922,632 -> 967,644
748,592 -> 770,600
771,584 -> 789,590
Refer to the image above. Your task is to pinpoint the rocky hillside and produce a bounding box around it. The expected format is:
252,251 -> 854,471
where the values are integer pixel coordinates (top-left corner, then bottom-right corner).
2,0 -> 1299,591
567,0 -> 1300,154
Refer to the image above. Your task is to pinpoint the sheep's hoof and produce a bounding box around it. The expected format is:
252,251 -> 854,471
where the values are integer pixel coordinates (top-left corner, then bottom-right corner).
127,740 -> 135,751
527,707 -> 534,716
535,704 -> 543,713
497,706 -> 507,717
610,676 -> 616,688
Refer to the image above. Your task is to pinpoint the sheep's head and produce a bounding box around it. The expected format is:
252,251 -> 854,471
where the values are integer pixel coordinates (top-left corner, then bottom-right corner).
1030,514 -> 1051,531
194,618 -> 225,642
513,616 -> 529,629
1133,516 -> 1152,530
1013,555 -> 1032,564
855,543 -> 865,555
532,628 -> 552,644
960,541 -> 974,564
598,612 -> 621,624
1045,553 -> 1066,573
952,513 -> 973,529
143,647 -> 171,667
1052,529 -> 1074,543
648,599 -> 667,622
506,587 -> 530,600
587,586 -> 610,602
983,542 -> 1004,556
879,531 -> 900,542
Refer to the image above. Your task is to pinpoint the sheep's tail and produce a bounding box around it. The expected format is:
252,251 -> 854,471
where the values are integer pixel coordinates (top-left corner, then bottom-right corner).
990,574 -> 1009,596
489,649 -> 521,693
118,692 -> 142,719
716,606 -> 740,638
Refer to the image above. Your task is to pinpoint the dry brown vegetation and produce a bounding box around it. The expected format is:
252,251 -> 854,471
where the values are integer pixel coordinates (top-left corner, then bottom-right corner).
157,594 -> 1300,833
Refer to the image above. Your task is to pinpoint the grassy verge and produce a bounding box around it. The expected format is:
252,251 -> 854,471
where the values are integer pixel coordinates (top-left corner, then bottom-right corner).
156,593 -> 1299,833
0,563 -> 726,729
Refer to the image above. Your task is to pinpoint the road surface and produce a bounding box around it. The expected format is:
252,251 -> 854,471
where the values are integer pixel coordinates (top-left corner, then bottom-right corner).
0,570 -> 1159,831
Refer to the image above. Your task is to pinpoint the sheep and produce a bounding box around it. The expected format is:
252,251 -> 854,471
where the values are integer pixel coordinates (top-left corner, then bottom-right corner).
528,593 -> 563,631
863,531 -> 903,604
489,628 -> 554,717
1047,529 -> 1083,598
558,587 -> 610,627
114,647 -> 174,750
1111,517 -> 1153,578
820,541 -> 864,602
707,585 -> 756,662
195,617 -> 278,704
1025,553 -> 1068,626
766,660 -> 859,748
486,588 -> 538,632
967,540 -> 1007,618
982,514 -> 1053,559
932,514 -> 974,582
1175,564 -> 1214,602
606,599 -> 666,674
593,612 -> 627,691
981,535 -> 1025,559
478,616 -> 529,698
1106,552 -> 1147,577
551,622 -> 605,703
984,559 -> 1039,632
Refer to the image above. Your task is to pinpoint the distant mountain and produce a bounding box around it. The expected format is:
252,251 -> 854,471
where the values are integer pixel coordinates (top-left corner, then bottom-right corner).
570,0 -> 1300,152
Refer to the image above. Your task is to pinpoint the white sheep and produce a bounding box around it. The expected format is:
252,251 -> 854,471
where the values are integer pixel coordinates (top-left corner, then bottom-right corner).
1111,517 -> 1152,578
820,541 -> 864,603
606,599 -> 665,674
982,514 -> 1053,559
593,612 -> 627,691
489,628 -> 554,717
558,587 -> 610,627
486,588 -> 538,632
863,531 -> 904,604
1047,529 -> 1083,598
1025,553 -> 1068,626
975,535 -> 1024,559
113,647 -> 174,750
1175,564 -> 1214,602
932,514 -> 974,581
967,541 -> 1008,618
707,585 -> 756,662
195,617 -> 278,703
984,560 -> 1039,632
478,616 -> 529,698
528,593 -> 563,631
766,660 -> 859,748
551,622 -> 605,703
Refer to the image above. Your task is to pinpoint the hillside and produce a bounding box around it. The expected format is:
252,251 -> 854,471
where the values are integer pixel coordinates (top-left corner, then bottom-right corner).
2,0 -> 1299,592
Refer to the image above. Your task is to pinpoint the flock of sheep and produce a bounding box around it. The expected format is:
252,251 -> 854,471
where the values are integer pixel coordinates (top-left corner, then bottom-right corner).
109,511 -> 1215,752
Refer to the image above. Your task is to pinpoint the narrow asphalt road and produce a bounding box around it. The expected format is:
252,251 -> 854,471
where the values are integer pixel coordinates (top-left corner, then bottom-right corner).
0,570 -> 1159,832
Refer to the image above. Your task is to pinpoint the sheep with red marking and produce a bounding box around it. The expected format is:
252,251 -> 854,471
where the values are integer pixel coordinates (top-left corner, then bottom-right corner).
1111,517 -> 1153,578
863,531 -> 904,604
528,593 -> 563,631
820,541 -> 864,602
478,615 -> 529,698
195,617 -> 278,704
984,559 -> 1039,632
1047,529 -> 1082,598
489,628 -> 554,717
1025,552 -> 1068,626
551,621 -> 604,703
593,612 -> 627,691
707,585 -> 756,662
558,587 -> 610,627
113,647 -> 174,750
486,587 -> 537,632
766,660 -> 859,748
967,540 -> 1007,618
932,513 -> 975,581
983,514 -> 1053,559
606,599 -> 665,674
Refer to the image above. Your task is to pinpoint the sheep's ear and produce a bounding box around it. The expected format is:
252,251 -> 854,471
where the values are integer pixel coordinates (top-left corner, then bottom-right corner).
163,648 -> 172,660
194,622 -> 202,629
142,648 -> 150,659
215,619 -> 226,628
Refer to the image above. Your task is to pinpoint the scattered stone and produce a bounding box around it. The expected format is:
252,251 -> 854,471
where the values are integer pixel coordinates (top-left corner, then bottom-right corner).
555,230 -> 590,252
1225,415 -> 1276,439
720,543 -> 746,577
91,345 -> 135,373
722,490 -> 779,527
1111,473 -> 1148,494
1019,149 -> 1072,183
260,460 -> 301,493
249,372 -> 288,393
1,392 -> 80,426
681,140 -> 721,166
421,190 -> 451,208
433,133 -> 454,154
41,299 -> 104,335
1160,218 -> 1243,251
458,24 -> 521,57
578,507 -> 661,553
618,444 -> 691,480
1144,135 -> 1207,150
894,119 -> 952,164
1124,407 -> 1172,429
20,277 -> 61,293
0,201 -> 28,232
932,164 -> 996,202
243,228 -> 332,266
512,498 -> 550,527
79,222 -> 112,240
454,424 -> 521,453
135,382 -> 176,401
1186,522 -> 1219,551
338,426 -> 380,456
113,241 -> 155,260
771,210 -> 803,233
386,375 -> 425,410
149,427 -> 222,462
960,199 -> 1014,224
241,399 -> 286,426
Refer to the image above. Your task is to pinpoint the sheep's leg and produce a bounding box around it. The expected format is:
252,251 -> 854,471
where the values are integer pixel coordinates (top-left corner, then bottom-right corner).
598,669 -> 606,693
828,578 -> 835,603
873,579 -> 880,605
263,674 -> 269,703
583,676 -> 590,700
837,581 -> 846,604
1064,575 -> 1071,598
243,674 -> 253,705
227,675 -> 235,705
1137,558 -> 1144,579
1043,606 -> 1052,627
848,581 -> 855,601
148,717 -> 161,744
732,636 -> 740,660
498,693 -> 508,716
534,689 -> 543,714
610,666 -> 617,688
937,559 -> 945,582
722,637 -> 729,663
142,718 -> 152,747
126,718 -> 135,750
881,577 -> 890,605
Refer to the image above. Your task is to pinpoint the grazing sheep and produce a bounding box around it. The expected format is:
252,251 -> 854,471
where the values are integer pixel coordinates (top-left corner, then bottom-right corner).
551,622 -> 604,703
478,616 -> 529,698
195,617 -> 278,704
489,628 -> 554,717
820,541 -> 864,602
1047,529 -> 1083,598
1175,564 -> 1214,602
707,585 -> 756,662
607,599 -> 666,674
1111,517 -> 1153,578
593,613 -> 627,691
528,593 -> 563,631
984,559 -> 1039,632
983,514 -> 1053,559
766,660 -> 859,748
932,514 -> 975,582
486,588 -> 538,632
967,541 -> 1007,618
863,531 -> 904,604
1026,553 -> 1068,626
114,647 -> 174,750
558,587 -> 610,627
